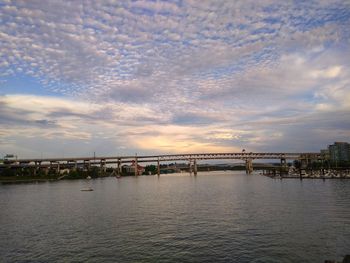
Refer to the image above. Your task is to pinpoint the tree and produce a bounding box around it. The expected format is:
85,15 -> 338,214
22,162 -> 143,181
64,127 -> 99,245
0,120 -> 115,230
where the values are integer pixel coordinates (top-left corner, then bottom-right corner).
144,165 -> 157,175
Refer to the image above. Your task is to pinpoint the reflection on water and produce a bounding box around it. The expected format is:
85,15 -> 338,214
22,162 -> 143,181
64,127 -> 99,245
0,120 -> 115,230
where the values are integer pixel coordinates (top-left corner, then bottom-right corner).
0,171 -> 349,263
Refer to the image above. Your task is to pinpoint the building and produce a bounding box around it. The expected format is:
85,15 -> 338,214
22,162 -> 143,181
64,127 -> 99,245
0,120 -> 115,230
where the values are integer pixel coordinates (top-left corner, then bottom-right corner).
328,142 -> 350,162
3,154 -> 18,164
122,162 -> 145,175
320,149 -> 330,160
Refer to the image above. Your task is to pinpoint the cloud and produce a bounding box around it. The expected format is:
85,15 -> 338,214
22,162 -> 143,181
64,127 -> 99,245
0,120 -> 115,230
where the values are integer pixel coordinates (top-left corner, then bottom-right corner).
310,66 -> 342,79
0,1 -> 350,156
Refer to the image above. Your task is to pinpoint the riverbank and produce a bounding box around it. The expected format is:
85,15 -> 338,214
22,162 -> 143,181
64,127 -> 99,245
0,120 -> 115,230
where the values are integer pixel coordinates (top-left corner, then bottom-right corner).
261,172 -> 350,179
0,173 -> 149,184
0,174 -> 106,184
0,175 -> 60,184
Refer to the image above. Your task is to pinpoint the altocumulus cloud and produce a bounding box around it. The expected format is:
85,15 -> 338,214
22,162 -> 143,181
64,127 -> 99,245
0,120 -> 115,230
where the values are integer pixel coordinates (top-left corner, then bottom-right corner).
0,0 -> 350,157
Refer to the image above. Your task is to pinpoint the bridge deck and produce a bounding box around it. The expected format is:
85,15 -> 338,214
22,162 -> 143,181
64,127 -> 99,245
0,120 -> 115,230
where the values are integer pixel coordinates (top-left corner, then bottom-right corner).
1,152 -> 324,169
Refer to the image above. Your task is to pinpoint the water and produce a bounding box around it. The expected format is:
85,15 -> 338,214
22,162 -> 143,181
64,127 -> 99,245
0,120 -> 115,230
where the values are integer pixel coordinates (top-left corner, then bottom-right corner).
0,171 -> 349,263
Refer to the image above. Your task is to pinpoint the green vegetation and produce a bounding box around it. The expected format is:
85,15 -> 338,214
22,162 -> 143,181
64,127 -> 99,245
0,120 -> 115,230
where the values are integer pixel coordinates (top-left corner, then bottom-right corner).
0,167 -> 58,182
0,166 -> 109,183
64,167 -> 102,179
144,165 -> 157,175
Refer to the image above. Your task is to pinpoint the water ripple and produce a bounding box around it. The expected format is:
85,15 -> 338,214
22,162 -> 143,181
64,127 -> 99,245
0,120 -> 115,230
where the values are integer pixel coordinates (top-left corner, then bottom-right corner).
0,173 -> 349,263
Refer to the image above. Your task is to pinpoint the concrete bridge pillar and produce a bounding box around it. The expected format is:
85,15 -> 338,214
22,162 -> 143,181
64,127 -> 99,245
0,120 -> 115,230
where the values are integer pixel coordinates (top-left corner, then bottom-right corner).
157,158 -> 160,176
34,161 -> 41,176
245,159 -> 253,174
56,162 -> 60,174
117,159 -> 121,175
280,158 -> 287,167
189,159 -> 193,175
100,159 -> 106,173
50,161 -> 57,174
134,157 -> 138,176
193,159 -> 197,176
298,158 -> 307,179
33,162 -> 37,176
85,160 -> 91,171
280,158 -> 287,176
34,161 -> 40,171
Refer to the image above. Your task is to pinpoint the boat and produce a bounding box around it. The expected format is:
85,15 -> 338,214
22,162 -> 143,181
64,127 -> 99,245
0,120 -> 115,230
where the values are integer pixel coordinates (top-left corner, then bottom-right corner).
81,187 -> 93,191
86,176 -> 92,180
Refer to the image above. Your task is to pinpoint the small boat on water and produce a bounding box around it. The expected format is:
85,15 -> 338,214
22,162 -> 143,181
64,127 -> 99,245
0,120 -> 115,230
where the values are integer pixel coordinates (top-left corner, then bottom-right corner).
81,187 -> 93,191
86,176 -> 92,180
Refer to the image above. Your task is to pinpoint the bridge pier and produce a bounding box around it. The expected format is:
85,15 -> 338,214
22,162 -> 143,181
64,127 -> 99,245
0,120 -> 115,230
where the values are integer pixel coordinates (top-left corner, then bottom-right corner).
245,159 -> 253,174
134,157 -> 138,176
72,161 -> 77,171
56,162 -> 60,174
299,158 -> 307,179
100,159 -> 106,173
43,167 -> 49,176
83,160 -> 91,171
50,161 -> 55,173
157,157 -> 160,176
189,159 -> 192,175
280,158 -> 287,177
33,162 -> 37,176
117,159 -> 121,175
193,159 -> 197,176
34,161 -> 41,175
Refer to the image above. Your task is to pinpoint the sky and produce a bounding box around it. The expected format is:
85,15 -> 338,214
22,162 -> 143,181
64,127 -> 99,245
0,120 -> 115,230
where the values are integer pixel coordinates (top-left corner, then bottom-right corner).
0,0 -> 350,158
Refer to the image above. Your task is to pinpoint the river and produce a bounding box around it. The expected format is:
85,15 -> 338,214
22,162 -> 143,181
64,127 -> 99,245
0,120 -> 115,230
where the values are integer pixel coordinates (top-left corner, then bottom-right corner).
0,171 -> 349,262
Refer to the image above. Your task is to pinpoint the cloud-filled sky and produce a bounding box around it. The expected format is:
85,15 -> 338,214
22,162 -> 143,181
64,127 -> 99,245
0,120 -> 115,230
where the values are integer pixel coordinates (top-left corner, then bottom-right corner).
1,0 -> 350,158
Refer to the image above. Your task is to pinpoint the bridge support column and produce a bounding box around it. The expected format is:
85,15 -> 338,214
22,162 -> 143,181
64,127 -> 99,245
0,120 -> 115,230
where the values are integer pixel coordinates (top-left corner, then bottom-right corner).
34,161 -> 40,175
117,159 -> 121,175
280,158 -> 287,176
245,159 -> 253,174
134,157 -> 138,176
56,163 -> 60,174
33,162 -> 37,176
189,159 -> 192,175
157,158 -> 160,176
299,158 -> 307,179
193,159 -> 197,176
100,159 -> 106,174
84,160 -> 91,172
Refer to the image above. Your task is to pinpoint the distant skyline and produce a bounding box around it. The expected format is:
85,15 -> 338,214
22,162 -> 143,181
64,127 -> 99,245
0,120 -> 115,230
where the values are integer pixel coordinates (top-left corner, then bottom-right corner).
1,0 -> 350,158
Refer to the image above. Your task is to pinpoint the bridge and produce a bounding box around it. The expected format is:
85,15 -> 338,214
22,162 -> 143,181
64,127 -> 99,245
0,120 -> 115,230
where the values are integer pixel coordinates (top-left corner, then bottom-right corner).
2,152 -> 325,176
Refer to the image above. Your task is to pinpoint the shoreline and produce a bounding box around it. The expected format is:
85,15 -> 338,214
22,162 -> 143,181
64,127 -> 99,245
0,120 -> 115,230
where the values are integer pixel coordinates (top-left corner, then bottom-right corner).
2,172 -> 350,185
